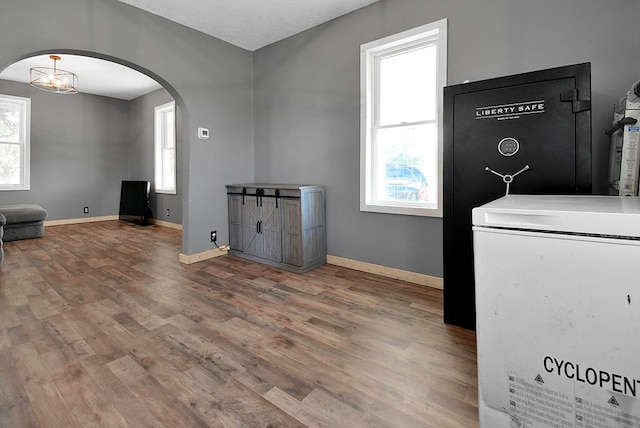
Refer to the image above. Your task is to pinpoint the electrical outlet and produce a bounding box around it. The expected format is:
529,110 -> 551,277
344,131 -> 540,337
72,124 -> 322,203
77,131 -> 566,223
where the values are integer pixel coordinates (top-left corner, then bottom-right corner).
166,209 -> 170,216
210,230 -> 217,243
83,207 -> 89,214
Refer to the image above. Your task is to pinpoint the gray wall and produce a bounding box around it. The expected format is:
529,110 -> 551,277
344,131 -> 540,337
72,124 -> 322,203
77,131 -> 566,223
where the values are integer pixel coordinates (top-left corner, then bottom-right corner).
1,0 -> 254,256
253,0 -> 640,277
0,79 -> 130,220
128,88 -> 182,225
3,0 -> 640,279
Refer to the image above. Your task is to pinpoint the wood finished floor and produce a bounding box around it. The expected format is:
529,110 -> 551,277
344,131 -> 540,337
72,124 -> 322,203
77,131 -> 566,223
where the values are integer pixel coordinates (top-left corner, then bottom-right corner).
0,221 -> 478,427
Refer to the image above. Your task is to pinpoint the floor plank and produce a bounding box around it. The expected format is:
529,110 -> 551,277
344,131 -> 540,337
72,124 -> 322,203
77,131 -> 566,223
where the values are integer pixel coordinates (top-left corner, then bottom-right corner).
0,220 -> 478,427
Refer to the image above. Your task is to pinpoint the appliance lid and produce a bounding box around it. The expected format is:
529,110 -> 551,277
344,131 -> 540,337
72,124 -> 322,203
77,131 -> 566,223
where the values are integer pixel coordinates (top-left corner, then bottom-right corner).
472,194 -> 640,237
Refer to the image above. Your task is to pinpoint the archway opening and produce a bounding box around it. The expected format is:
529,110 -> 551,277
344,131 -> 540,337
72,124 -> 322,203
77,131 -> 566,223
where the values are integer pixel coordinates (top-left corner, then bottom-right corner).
0,50 -> 188,249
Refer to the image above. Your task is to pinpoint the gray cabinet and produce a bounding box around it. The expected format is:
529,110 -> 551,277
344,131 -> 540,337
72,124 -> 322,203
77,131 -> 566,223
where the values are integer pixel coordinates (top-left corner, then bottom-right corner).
226,184 -> 326,273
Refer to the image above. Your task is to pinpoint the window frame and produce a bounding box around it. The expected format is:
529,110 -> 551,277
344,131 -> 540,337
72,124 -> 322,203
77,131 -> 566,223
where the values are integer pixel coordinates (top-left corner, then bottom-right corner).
360,19 -> 447,217
154,101 -> 176,195
0,94 -> 31,191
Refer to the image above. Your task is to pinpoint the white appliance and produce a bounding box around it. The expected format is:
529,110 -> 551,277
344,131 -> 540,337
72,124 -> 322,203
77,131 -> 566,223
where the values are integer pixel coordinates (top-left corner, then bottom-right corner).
472,195 -> 640,428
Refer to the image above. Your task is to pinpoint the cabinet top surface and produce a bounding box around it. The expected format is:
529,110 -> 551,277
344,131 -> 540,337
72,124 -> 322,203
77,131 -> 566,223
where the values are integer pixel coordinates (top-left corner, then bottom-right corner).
226,183 -> 323,190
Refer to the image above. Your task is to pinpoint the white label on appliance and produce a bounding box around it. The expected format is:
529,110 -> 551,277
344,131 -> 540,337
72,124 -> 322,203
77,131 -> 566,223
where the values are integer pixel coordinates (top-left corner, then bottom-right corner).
508,372 -> 574,427
508,359 -> 640,427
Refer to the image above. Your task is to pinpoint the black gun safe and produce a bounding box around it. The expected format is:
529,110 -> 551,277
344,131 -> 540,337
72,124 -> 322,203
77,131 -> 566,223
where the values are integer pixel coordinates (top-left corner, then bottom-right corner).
443,63 -> 592,330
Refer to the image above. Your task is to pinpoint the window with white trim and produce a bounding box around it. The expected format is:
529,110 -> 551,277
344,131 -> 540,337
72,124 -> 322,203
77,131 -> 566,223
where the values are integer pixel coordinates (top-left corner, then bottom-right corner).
360,19 -> 447,217
154,101 -> 176,194
0,94 -> 30,191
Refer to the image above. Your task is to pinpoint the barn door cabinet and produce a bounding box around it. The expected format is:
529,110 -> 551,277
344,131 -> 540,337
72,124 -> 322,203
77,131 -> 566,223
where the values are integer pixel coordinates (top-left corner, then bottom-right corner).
226,184 -> 326,273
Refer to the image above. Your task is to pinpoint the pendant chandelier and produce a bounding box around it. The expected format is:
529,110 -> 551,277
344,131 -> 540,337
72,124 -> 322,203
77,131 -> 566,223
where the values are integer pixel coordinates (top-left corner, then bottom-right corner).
29,55 -> 78,94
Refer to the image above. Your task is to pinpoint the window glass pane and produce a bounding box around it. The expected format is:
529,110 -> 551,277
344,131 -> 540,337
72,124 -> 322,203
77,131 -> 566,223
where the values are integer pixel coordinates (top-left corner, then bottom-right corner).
0,102 -> 21,143
378,44 -> 436,126
373,123 -> 438,204
0,142 -> 21,184
154,101 -> 176,194
162,149 -> 175,189
164,111 -> 175,150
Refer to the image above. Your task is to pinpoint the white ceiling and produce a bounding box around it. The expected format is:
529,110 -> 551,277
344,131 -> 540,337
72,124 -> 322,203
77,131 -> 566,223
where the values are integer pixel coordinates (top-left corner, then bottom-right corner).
0,0 -> 380,100
118,0 -> 380,52
0,54 -> 162,101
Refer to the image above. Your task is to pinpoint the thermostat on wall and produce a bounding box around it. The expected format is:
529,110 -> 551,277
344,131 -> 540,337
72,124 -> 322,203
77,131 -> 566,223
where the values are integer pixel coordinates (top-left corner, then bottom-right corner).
198,127 -> 209,139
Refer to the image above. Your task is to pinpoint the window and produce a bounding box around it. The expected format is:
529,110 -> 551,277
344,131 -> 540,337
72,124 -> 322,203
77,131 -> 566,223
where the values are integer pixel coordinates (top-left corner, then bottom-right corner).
0,94 -> 30,191
360,19 -> 447,217
154,101 -> 176,194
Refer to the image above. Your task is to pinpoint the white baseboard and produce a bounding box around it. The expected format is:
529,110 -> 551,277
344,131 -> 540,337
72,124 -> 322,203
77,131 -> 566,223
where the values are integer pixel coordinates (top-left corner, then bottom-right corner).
179,248 -> 229,264
326,255 -> 443,290
177,250 -> 442,289
149,219 -> 182,230
45,215 -> 119,226
45,216 -> 183,230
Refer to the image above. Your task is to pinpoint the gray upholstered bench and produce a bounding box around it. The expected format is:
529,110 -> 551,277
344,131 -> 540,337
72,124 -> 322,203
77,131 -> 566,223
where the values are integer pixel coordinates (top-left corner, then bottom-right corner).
0,204 -> 48,242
